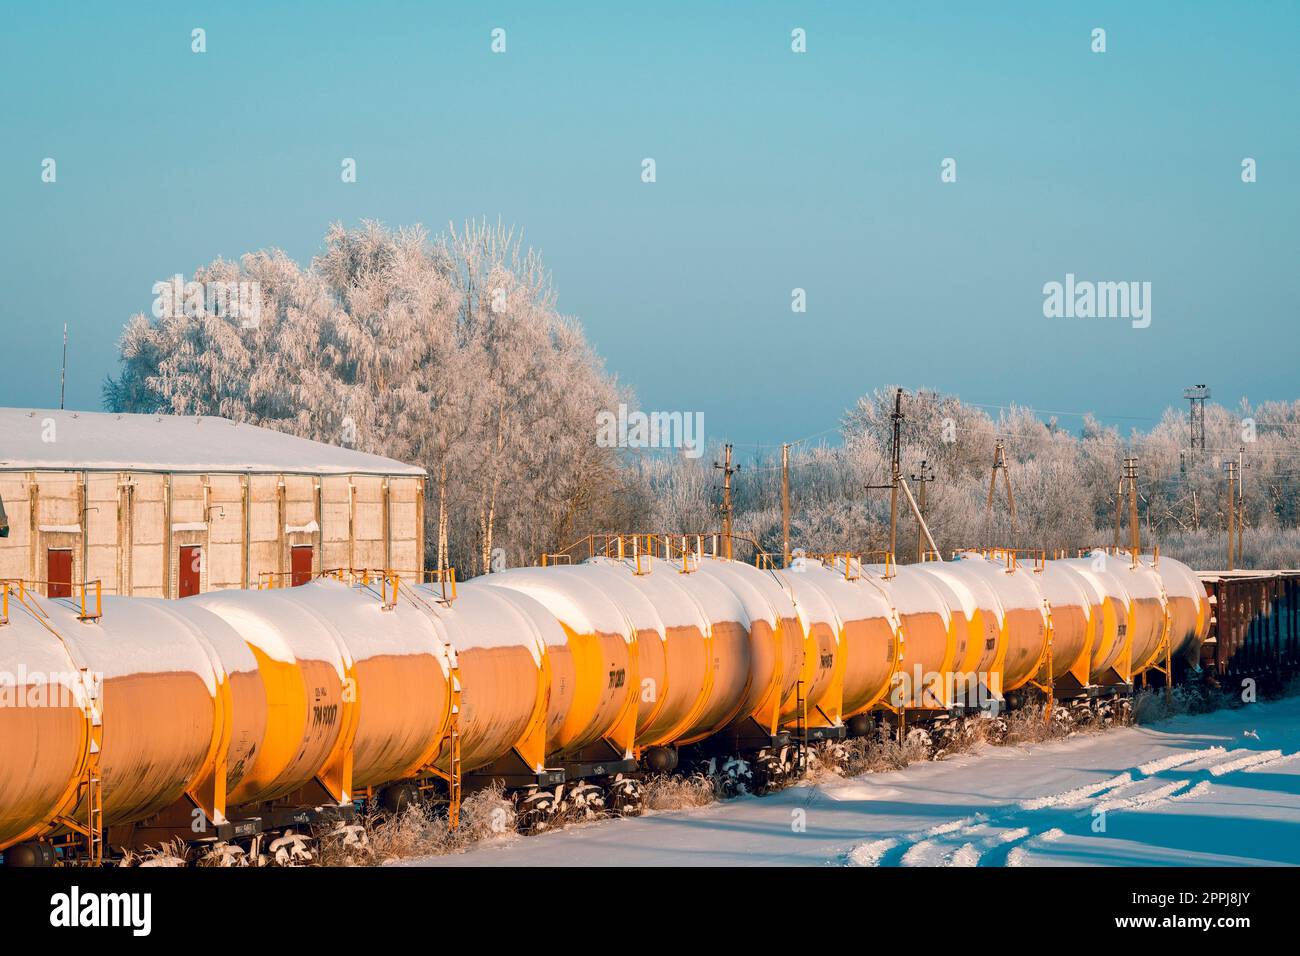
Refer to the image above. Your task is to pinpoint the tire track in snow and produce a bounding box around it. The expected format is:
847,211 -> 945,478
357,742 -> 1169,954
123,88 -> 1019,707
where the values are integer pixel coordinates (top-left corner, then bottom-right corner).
847,838 -> 898,866
848,814 -> 988,867
1094,778 -> 1194,813
1136,746 -> 1226,775
1002,781 -> 1212,866
852,771 -> 1139,866
1209,750 -> 1284,776
847,743 -> 1294,867
1244,751 -> 1300,773
947,826 -> 1031,867
1006,828 -> 1065,867
1017,772 -> 1134,811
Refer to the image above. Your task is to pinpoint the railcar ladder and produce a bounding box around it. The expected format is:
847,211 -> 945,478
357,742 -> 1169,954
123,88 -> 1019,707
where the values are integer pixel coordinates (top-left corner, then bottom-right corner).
84,763 -> 104,865
795,680 -> 809,774
1027,601 -> 1056,723
446,663 -> 463,830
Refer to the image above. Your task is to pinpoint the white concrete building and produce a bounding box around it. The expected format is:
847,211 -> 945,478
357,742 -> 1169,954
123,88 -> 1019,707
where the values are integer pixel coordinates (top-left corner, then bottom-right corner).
0,409 -> 426,598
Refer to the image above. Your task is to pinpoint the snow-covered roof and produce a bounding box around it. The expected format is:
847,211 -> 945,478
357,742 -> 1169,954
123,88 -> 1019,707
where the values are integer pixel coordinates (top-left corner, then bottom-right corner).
0,408 -> 425,476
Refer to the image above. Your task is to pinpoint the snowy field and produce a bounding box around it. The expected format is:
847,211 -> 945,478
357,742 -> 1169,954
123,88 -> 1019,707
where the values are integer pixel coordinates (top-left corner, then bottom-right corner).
401,696 -> 1300,867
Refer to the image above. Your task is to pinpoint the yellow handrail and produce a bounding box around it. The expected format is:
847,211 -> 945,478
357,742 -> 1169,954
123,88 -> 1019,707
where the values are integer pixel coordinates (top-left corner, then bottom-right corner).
0,577 -> 101,621
424,567 -> 458,603
540,531 -> 779,572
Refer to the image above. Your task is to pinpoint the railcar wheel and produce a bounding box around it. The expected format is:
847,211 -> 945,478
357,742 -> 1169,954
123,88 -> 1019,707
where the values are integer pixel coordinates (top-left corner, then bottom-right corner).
606,774 -> 643,815
719,756 -> 752,797
266,829 -> 315,866
2,842 -> 57,867
196,841 -> 250,867
753,746 -> 798,793
563,782 -> 607,818
378,781 -> 421,816
516,786 -> 559,833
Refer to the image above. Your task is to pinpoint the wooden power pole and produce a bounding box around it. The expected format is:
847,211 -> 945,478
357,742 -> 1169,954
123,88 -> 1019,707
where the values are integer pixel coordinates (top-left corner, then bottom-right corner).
1125,456 -> 1140,555
985,439 -> 1017,547
889,389 -> 904,557
1224,458 -> 1238,570
781,442 -> 790,568
910,459 -> 934,562
1113,456 -> 1141,555
715,443 -> 737,559
1237,447 -> 1248,564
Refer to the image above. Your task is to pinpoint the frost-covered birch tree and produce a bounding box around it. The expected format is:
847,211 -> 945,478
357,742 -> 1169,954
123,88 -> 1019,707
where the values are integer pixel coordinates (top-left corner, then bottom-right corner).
105,219 -> 630,574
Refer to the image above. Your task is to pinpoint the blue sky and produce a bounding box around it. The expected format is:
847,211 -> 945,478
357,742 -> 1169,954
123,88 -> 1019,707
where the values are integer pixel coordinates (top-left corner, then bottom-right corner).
2,1 -> 1296,448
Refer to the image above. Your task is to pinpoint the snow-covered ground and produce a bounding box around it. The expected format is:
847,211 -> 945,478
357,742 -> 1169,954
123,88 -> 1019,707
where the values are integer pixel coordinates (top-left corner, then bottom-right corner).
400,696 -> 1300,867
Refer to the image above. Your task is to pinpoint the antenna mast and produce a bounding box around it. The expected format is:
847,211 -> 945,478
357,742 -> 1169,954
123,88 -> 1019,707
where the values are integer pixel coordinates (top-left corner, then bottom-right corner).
60,323 -> 68,410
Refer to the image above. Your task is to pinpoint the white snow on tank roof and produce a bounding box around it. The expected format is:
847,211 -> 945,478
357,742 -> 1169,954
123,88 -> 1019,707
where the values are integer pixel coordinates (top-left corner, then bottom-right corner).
478,565 -> 632,639
1034,562 -> 1093,610
869,566 -> 951,620
568,560 -> 669,636
43,596 -> 220,692
945,553 -> 1045,614
693,559 -> 785,625
154,598 -> 260,676
914,564 -> 981,618
192,588 -> 349,675
477,584 -> 567,650
0,408 -> 425,476
271,579 -> 446,663
791,562 -> 895,622
581,557 -> 731,633
0,610 -> 92,706
1108,559 -> 1165,601
1058,558 -> 1132,607
658,561 -> 751,627
430,582 -> 546,664
779,566 -> 840,628
1154,557 -> 1207,603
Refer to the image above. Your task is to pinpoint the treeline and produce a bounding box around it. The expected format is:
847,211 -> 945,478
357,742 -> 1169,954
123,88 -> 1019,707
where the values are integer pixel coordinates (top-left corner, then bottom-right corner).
636,388 -> 1300,571
107,223 -> 1300,574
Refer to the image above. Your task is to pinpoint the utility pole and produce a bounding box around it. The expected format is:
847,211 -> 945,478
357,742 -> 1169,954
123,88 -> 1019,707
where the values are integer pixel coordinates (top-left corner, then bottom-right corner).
985,439 -> 1017,547
1124,456 -> 1140,556
1224,458 -> 1238,570
910,459 -> 935,562
60,323 -> 68,410
1237,447 -> 1248,564
867,390 -> 907,557
714,443 -> 737,560
781,442 -> 790,568
889,388 -> 904,558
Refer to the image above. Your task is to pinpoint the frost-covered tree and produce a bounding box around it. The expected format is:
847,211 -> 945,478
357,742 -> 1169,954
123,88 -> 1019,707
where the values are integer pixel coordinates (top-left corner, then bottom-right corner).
105,220 -> 631,575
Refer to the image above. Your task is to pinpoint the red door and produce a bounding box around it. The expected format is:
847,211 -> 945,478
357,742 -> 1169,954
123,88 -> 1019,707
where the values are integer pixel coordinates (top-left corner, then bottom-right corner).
179,545 -> 202,598
47,549 -> 73,598
291,545 -> 314,587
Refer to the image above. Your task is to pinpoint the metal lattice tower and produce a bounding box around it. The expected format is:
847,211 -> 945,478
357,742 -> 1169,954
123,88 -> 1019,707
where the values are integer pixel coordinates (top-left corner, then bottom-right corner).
1184,385 -> 1210,458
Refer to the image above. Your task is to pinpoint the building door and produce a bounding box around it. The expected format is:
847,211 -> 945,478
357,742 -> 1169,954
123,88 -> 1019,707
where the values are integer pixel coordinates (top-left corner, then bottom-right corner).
47,549 -> 73,598
291,545 -> 314,587
179,545 -> 202,598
